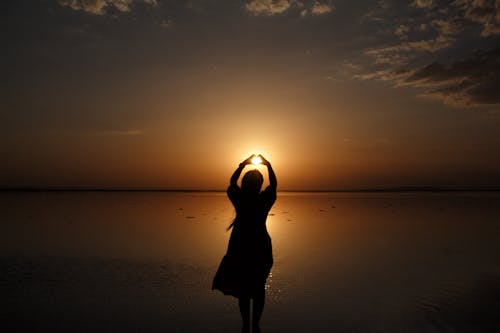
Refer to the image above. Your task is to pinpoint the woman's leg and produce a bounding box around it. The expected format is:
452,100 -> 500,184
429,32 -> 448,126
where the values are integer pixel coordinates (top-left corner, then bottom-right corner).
252,287 -> 266,332
239,296 -> 250,332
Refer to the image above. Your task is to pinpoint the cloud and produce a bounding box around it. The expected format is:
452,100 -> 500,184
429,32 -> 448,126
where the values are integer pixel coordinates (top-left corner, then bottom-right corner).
58,0 -> 108,14
365,35 -> 455,66
58,0 -> 157,15
406,49 -> 500,107
309,1 -> 334,15
431,18 -> 463,35
354,67 -> 415,83
352,0 -> 500,108
245,0 -> 334,17
394,24 -> 409,39
358,48 -> 500,107
362,0 -> 497,65
245,0 -> 292,15
412,0 -> 434,8
453,0 -> 500,36
365,16 -> 463,65
353,1 -> 500,108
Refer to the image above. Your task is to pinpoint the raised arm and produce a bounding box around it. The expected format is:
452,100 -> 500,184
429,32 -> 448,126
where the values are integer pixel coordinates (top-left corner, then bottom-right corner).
230,154 -> 255,186
259,155 -> 277,188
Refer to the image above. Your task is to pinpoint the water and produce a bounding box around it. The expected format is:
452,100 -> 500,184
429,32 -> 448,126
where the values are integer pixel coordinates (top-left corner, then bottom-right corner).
1,191 -> 499,332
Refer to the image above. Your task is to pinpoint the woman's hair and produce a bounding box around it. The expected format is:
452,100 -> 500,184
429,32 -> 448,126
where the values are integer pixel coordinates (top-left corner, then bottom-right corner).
241,169 -> 263,194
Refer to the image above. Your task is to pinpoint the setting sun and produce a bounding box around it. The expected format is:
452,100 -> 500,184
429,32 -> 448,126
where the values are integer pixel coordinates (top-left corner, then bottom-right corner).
251,156 -> 263,165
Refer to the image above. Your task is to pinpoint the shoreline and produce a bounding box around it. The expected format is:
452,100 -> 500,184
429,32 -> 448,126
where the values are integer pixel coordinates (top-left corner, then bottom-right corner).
1,187 -> 500,193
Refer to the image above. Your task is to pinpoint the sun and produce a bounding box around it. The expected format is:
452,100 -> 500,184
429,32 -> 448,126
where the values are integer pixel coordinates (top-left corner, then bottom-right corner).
251,156 -> 263,165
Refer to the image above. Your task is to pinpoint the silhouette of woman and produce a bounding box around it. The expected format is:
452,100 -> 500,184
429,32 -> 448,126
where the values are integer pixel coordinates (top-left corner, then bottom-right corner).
212,154 -> 277,333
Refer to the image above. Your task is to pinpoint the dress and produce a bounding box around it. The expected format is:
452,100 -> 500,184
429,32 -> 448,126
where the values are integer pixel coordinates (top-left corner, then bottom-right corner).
212,184 -> 276,298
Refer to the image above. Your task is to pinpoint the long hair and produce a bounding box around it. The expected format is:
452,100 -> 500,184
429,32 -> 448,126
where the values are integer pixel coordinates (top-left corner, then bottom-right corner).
227,169 -> 264,231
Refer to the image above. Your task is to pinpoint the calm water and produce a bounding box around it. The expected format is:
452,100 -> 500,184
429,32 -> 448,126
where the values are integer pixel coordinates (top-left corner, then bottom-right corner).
1,191 -> 499,332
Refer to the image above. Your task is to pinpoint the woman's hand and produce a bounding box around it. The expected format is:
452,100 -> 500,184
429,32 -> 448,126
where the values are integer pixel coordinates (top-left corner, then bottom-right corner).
232,155 -> 254,185
259,154 -> 277,187
241,154 -> 255,166
258,154 -> 271,166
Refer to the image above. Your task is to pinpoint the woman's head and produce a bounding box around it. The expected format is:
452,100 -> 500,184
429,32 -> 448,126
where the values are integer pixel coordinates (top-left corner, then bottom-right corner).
241,169 -> 263,194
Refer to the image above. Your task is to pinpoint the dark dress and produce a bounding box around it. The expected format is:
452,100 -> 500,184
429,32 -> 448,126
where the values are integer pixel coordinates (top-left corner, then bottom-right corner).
212,184 -> 276,298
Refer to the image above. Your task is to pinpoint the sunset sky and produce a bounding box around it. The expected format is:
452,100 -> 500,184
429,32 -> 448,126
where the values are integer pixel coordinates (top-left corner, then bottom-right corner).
3,0 -> 500,190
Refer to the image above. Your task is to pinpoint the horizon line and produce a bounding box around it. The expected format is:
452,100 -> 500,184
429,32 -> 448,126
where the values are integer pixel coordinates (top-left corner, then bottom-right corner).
1,186 -> 499,193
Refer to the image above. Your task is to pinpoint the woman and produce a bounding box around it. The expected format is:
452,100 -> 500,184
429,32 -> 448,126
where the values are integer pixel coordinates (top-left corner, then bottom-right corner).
212,154 -> 277,333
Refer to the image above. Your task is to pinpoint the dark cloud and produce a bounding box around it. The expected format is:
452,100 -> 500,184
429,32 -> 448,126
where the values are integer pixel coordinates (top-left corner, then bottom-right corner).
57,0 -> 158,15
9,0 -> 500,110
361,0 -> 499,65
412,0 -> 434,8
244,0 -> 334,17
454,0 -> 500,37
244,0 -> 291,15
360,48 -> 500,107
352,0 -> 500,108
363,4 -> 465,65
307,1 -> 334,16
408,48 -> 500,106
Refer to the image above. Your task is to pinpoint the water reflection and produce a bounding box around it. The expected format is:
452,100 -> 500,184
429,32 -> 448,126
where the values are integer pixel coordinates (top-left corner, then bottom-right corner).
1,191 -> 499,332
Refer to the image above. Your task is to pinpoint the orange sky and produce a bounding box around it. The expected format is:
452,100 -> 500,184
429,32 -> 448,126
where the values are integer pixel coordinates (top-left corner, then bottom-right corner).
2,0 -> 500,190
